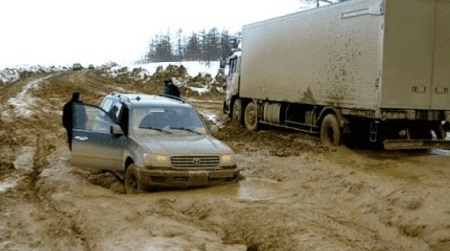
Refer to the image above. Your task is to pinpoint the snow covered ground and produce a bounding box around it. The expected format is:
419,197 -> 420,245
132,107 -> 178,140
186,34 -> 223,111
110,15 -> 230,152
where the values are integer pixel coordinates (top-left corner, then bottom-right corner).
0,61 -> 223,86
132,61 -> 222,78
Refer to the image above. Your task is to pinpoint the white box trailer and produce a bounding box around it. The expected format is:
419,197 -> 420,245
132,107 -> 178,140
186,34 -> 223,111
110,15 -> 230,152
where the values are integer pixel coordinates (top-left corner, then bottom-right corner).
224,0 -> 450,150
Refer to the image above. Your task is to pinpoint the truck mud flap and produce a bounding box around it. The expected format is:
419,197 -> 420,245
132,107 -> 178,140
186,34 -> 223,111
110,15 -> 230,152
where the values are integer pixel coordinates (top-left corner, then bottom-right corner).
384,139 -> 450,150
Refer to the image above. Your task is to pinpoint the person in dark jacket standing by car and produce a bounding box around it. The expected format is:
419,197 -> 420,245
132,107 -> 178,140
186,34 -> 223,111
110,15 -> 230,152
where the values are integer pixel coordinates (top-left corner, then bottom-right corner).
62,91 -> 87,150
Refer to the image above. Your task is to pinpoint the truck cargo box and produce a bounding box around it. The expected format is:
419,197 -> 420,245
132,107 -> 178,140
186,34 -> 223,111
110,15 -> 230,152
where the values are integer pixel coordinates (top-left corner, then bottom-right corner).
239,0 -> 450,118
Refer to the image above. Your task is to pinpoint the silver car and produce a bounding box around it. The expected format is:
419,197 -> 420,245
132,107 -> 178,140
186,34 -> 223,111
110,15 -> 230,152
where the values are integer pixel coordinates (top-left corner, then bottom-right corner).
72,63 -> 83,71
70,93 -> 240,193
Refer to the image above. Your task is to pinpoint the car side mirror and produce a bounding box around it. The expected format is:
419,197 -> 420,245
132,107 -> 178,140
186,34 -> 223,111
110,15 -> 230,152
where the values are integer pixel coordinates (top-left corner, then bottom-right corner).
111,124 -> 124,135
209,125 -> 219,134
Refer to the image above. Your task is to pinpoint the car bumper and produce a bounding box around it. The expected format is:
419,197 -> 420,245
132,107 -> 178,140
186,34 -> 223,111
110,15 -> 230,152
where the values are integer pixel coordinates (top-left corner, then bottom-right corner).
139,168 -> 240,188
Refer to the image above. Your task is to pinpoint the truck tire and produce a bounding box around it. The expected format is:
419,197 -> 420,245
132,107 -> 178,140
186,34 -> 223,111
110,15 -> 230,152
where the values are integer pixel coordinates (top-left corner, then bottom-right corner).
232,99 -> 243,124
244,101 -> 259,131
320,114 -> 341,147
434,124 -> 446,139
124,164 -> 143,194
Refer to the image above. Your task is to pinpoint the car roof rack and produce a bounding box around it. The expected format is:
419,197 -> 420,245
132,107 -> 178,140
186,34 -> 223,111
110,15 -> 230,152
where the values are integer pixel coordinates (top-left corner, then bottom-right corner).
110,92 -> 131,102
159,93 -> 185,103
112,92 -> 185,104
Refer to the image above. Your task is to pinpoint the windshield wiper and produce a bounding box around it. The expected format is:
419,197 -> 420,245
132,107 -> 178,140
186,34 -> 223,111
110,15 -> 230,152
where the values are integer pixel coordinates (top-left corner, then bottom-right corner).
168,127 -> 202,135
139,126 -> 172,134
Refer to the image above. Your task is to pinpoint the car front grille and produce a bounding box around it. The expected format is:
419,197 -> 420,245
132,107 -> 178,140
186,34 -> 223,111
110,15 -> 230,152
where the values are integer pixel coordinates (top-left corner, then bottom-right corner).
171,156 -> 219,168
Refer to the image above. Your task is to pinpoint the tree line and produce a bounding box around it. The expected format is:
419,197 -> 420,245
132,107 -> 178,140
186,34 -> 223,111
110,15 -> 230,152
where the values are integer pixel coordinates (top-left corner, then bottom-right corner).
141,1 -> 347,64
142,28 -> 241,63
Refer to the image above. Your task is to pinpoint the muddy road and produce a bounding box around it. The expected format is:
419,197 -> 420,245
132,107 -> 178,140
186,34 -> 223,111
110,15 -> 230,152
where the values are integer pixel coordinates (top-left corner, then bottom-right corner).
1,69 -> 450,251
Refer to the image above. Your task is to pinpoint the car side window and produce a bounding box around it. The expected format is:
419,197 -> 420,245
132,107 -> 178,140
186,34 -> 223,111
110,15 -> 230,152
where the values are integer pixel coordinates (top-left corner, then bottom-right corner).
108,102 -> 123,123
76,104 -> 114,133
101,98 -> 114,111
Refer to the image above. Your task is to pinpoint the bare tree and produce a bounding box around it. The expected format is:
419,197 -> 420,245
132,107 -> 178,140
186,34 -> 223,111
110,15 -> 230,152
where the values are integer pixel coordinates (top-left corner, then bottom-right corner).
145,28 -> 240,63
149,32 -> 173,62
175,29 -> 184,62
184,32 -> 201,61
204,28 -> 221,63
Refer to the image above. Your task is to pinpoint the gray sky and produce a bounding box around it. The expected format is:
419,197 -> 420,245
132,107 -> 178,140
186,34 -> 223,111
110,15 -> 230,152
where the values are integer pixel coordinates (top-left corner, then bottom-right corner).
0,0 -> 302,68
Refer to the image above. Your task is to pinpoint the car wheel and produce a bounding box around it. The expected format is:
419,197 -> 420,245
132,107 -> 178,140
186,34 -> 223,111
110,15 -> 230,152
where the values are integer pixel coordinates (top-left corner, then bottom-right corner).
124,164 -> 143,194
244,101 -> 259,131
232,99 -> 243,124
320,114 -> 341,147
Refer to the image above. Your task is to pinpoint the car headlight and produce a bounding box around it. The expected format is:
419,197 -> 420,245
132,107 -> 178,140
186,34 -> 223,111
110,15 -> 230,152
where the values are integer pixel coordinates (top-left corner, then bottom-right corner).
144,153 -> 171,167
220,153 -> 236,166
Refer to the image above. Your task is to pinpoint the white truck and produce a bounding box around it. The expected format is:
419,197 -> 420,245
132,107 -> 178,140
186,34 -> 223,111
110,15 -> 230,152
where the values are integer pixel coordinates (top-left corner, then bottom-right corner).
223,0 -> 450,150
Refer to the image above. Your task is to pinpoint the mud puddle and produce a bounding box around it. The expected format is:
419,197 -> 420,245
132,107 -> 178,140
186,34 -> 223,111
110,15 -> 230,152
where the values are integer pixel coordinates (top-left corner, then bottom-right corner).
158,178 -> 292,201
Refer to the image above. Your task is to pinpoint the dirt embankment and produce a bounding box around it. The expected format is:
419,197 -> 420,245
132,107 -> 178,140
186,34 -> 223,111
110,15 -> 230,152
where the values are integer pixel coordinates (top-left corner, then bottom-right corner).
1,69 -> 450,251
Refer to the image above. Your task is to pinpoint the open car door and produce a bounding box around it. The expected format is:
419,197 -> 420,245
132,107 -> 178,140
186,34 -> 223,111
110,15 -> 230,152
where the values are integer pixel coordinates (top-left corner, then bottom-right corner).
70,103 -> 126,172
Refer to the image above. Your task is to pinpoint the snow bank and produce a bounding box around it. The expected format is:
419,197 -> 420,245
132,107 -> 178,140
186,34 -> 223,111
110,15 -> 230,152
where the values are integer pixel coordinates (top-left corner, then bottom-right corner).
0,61 -> 227,97
0,68 -> 20,84
100,61 -> 227,96
135,61 -> 221,78
0,65 -> 66,85
102,61 -> 222,80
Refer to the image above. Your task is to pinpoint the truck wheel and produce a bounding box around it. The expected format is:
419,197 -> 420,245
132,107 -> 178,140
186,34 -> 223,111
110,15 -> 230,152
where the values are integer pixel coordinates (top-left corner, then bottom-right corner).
232,99 -> 243,124
320,114 -> 341,147
124,164 -> 143,194
244,101 -> 259,131
434,125 -> 446,139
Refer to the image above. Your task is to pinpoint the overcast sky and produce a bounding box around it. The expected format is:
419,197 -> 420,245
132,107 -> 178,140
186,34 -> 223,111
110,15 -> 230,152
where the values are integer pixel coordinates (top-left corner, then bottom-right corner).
0,0 -> 306,68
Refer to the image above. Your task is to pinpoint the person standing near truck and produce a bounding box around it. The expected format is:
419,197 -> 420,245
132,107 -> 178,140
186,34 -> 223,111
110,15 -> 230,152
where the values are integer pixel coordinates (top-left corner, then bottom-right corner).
62,91 -> 87,150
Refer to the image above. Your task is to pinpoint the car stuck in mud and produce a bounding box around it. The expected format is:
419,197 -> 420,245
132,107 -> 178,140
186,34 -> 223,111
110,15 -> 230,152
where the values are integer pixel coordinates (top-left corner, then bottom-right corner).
70,92 -> 240,193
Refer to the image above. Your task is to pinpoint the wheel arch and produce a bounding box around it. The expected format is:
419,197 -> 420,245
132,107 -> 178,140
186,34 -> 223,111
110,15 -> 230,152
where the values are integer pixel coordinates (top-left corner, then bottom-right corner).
232,96 -> 252,110
316,107 -> 346,129
124,156 -> 135,172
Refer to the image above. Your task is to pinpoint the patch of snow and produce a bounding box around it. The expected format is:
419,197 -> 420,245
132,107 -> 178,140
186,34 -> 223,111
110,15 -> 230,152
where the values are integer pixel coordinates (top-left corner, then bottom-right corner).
13,146 -> 36,171
0,68 -> 20,84
188,86 -> 210,95
0,177 -> 18,194
132,61 -> 220,78
7,75 -> 53,118
101,61 -> 222,82
0,65 -> 65,85
0,147 -> 36,193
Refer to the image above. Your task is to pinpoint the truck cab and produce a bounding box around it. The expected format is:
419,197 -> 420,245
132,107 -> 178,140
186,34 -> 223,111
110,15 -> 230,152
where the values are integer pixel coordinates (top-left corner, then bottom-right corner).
223,51 -> 242,120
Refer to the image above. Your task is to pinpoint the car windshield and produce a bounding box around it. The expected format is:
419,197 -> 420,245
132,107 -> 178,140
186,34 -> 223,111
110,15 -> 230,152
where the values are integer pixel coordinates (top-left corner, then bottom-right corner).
132,106 -> 207,135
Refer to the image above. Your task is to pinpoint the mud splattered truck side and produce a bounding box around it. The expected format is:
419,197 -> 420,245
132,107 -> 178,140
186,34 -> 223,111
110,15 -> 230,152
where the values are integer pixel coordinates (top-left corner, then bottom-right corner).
224,0 -> 450,150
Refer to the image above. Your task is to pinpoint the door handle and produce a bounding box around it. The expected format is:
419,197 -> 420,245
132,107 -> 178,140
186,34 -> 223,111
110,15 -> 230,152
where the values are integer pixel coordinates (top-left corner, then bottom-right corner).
74,136 -> 89,141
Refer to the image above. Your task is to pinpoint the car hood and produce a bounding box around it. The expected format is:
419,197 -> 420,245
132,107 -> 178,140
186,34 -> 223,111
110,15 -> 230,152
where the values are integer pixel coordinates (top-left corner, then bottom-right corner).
132,134 -> 233,155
